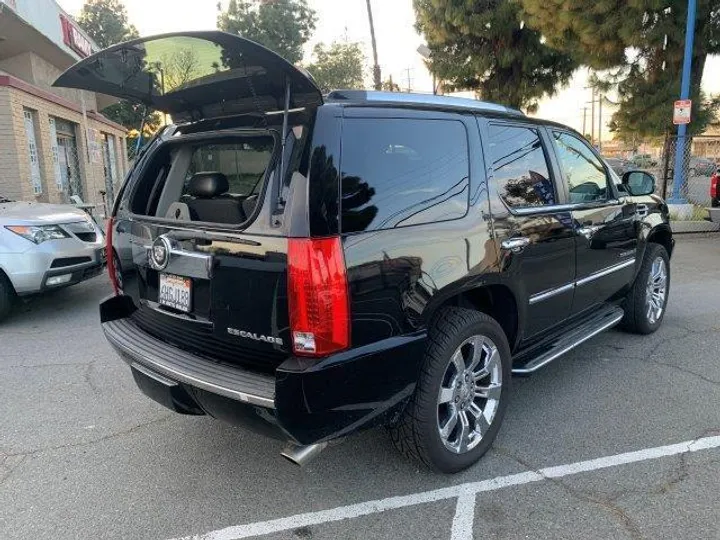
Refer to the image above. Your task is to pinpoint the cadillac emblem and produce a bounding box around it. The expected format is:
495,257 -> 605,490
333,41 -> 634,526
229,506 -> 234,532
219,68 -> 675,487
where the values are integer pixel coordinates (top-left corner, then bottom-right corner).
149,236 -> 171,270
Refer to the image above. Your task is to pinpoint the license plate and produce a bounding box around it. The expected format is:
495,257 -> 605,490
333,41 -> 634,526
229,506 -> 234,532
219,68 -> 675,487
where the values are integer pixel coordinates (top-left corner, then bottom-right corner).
159,274 -> 192,312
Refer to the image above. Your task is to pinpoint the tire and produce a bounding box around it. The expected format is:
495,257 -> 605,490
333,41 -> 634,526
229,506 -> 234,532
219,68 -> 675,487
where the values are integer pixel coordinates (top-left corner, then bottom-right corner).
389,308 -> 512,473
0,271 -> 15,322
112,251 -> 123,290
621,243 -> 670,334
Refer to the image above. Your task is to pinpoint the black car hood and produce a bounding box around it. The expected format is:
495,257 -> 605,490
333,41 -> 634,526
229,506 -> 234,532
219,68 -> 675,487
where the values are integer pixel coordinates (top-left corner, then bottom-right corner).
53,31 -> 322,123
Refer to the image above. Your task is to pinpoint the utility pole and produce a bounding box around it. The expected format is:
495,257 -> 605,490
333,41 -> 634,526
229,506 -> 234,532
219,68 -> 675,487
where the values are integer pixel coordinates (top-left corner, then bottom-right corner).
581,107 -> 588,139
365,0 -> 382,91
405,67 -> 413,93
598,95 -> 603,153
669,0 -> 697,204
590,87 -> 596,146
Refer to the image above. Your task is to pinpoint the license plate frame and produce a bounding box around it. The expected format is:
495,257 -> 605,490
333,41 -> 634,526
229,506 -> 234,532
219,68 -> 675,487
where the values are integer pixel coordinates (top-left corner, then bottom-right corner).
158,273 -> 192,313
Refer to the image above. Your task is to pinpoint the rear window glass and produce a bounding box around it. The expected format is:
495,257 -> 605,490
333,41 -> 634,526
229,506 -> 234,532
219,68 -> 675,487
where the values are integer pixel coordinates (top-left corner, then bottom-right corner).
488,124 -> 555,207
340,118 -> 469,233
183,140 -> 273,198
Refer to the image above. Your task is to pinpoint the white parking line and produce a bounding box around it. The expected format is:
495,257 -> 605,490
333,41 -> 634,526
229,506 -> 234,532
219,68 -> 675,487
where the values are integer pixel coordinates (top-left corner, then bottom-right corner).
169,435 -> 720,540
450,492 -> 476,540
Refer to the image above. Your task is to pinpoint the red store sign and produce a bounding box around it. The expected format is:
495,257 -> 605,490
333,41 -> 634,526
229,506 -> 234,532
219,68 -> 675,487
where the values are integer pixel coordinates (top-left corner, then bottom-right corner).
60,14 -> 94,58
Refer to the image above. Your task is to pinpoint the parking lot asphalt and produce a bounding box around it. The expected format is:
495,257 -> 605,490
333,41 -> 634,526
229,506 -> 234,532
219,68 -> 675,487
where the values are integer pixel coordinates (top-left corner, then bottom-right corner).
2,234 -> 720,540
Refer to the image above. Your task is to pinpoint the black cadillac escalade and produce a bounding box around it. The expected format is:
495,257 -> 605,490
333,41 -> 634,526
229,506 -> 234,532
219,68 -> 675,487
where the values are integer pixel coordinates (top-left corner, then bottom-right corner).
55,32 -> 674,473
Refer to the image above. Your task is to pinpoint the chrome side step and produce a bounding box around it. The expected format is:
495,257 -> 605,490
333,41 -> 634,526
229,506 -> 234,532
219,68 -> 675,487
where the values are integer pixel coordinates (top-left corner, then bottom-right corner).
512,305 -> 624,375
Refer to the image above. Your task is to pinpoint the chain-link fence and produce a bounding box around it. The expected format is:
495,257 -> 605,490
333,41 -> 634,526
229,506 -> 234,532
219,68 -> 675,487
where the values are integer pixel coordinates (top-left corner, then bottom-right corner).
624,136 -> 720,221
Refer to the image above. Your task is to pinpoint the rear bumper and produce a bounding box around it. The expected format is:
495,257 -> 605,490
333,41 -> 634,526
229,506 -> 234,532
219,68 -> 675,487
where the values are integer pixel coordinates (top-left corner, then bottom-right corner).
100,295 -> 427,445
103,317 -> 275,408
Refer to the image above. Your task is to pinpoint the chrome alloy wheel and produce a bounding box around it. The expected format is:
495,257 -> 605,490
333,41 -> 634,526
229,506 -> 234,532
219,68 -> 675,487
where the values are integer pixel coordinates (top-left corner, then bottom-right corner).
437,335 -> 502,454
645,256 -> 668,325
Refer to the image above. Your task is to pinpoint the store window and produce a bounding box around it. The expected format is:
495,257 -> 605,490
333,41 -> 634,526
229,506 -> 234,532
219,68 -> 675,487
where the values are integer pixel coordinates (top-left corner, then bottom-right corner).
23,109 -> 43,195
102,133 -> 119,203
51,117 -> 83,201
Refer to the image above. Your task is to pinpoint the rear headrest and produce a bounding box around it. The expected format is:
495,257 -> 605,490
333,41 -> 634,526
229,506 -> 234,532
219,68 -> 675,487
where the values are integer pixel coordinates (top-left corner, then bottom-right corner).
187,172 -> 229,198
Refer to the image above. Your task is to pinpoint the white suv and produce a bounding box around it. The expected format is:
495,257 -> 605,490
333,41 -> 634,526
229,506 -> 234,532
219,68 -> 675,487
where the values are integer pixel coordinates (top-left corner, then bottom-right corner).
0,200 -> 105,321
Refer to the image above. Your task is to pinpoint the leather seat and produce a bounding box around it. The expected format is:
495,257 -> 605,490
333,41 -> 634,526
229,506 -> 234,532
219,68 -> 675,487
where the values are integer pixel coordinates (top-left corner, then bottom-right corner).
185,172 -> 245,224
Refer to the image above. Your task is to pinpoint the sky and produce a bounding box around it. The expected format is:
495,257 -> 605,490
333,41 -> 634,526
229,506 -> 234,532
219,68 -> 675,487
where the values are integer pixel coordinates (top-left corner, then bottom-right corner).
57,0 -> 720,140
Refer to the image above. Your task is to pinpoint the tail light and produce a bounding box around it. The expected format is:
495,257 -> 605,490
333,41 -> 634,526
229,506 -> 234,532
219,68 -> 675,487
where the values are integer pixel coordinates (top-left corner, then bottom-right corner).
288,237 -> 350,357
711,173 -> 719,199
105,217 -> 119,296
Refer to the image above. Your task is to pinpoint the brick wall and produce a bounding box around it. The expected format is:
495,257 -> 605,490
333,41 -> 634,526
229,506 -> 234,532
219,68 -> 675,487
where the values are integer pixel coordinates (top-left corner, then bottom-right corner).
0,86 -> 23,201
0,82 -> 128,214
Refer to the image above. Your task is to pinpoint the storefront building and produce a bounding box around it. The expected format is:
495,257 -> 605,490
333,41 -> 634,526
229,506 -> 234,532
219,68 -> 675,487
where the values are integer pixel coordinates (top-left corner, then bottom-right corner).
0,0 -> 128,215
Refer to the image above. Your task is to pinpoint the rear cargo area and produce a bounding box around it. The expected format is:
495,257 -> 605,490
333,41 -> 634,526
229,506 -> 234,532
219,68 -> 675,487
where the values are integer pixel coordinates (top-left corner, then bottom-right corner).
130,132 -> 276,227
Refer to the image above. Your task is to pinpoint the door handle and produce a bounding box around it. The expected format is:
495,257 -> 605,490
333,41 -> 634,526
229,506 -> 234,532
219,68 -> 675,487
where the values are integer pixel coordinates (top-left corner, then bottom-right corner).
636,204 -> 649,218
501,237 -> 530,252
577,225 -> 601,239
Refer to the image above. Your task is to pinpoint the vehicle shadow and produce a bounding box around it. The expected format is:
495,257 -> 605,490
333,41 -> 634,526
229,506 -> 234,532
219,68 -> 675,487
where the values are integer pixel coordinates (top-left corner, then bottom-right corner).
4,274 -> 109,327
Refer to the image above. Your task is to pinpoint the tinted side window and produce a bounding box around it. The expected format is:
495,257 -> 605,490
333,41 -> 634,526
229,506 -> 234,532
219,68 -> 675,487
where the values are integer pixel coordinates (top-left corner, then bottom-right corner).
340,118 -> 469,233
552,131 -> 609,203
488,124 -> 555,207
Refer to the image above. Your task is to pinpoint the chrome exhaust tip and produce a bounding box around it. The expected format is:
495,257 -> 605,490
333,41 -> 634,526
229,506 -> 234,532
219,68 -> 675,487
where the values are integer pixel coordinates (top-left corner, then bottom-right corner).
281,442 -> 328,466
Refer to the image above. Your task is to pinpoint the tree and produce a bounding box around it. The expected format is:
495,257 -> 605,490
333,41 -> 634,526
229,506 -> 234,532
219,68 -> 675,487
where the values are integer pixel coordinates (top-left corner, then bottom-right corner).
217,0 -> 317,64
519,0 -> 720,138
382,77 -> 400,92
77,0 -> 138,49
157,49 -> 202,93
306,42 -> 366,94
76,0 -> 160,137
413,0 -> 577,113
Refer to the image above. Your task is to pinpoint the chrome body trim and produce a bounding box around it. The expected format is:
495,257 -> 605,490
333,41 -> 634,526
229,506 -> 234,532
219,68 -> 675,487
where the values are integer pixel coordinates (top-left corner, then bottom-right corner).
529,282 -> 575,305
140,237 -> 214,279
575,258 -> 636,287
511,199 -> 622,216
529,258 -> 636,304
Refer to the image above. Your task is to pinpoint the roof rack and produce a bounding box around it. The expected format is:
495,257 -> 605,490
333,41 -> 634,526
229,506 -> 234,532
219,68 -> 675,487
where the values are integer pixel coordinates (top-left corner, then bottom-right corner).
325,90 -> 524,116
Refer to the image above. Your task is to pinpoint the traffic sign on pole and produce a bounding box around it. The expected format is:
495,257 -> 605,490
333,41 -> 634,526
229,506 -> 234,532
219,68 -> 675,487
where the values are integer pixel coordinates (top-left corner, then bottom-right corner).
668,0 -> 697,204
673,99 -> 692,125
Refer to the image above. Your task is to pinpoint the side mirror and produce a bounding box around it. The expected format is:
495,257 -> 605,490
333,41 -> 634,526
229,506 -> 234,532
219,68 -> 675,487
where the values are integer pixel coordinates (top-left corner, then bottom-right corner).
622,170 -> 656,196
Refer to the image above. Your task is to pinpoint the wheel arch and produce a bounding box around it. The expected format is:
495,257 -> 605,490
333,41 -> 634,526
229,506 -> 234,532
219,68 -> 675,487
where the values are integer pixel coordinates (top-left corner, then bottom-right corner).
0,266 -> 17,294
425,284 -> 520,351
646,224 -> 674,258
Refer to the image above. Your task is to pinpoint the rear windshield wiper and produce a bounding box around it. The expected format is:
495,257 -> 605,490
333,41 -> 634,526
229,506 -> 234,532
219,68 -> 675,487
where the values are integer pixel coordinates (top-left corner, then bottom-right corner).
164,229 -> 261,246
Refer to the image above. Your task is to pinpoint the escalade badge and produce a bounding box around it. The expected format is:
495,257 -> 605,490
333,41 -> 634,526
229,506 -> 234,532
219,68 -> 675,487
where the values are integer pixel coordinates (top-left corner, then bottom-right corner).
149,236 -> 171,270
228,327 -> 283,346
